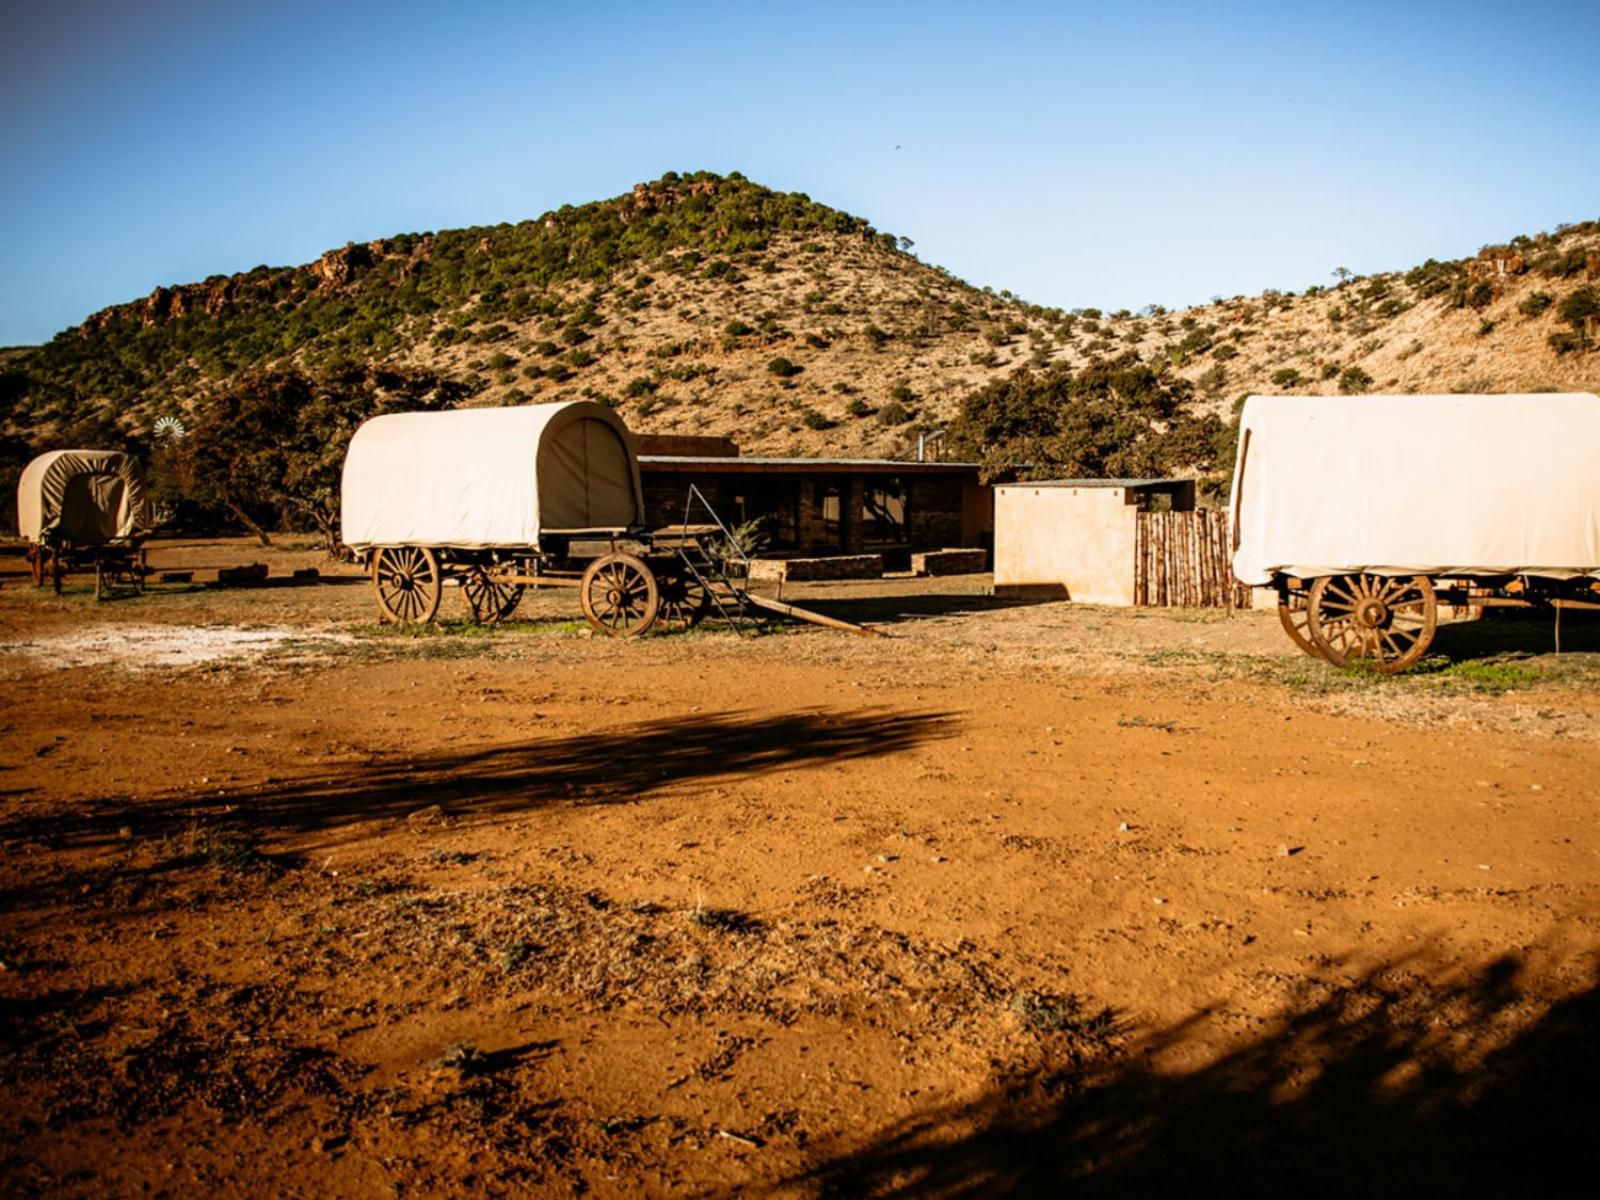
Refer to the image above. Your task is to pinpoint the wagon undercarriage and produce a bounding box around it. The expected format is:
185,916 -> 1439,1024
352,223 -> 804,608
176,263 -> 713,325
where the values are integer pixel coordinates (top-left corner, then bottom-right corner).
1276,572 -> 1600,673
365,489 -> 879,639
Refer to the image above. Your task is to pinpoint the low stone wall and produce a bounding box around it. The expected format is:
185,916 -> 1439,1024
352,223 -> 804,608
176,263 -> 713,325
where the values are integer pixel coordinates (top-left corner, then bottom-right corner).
911,548 -> 988,576
748,554 -> 883,583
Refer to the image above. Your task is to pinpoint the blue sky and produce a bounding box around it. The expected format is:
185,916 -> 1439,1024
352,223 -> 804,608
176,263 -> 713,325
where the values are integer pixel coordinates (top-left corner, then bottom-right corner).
1,0 -> 1596,345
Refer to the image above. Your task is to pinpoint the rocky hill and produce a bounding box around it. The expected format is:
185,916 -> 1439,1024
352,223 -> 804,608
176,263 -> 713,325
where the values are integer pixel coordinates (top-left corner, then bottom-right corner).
3,171 -> 1597,460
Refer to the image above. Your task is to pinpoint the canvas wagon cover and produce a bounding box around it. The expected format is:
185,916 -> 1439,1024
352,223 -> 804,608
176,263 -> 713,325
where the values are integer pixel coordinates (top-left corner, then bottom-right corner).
1229,393 -> 1600,585
340,401 -> 645,549
17,450 -> 150,543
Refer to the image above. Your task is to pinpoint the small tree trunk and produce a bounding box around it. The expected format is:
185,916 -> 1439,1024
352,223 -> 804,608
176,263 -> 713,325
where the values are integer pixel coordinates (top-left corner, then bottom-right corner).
227,501 -> 273,547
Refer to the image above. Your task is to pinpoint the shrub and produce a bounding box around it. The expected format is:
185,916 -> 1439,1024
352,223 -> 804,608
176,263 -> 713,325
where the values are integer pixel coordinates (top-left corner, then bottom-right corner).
877,400 -> 910,425
1477,319 -> 1495,336
486,351 -> 517,371
766,356 -> 801,377
1213,343 -> 1238,361
1321,363 -> 1340,381
1518,291 -> 1553,318
1270,368 -> 1302,387
1338,365 -> 1373,394
1556,285 -> 1600,332
864,324 -> 891,348
1548,330 -> 1582,355
624,376 -> 656,398
845,397 -> 871,417
534,340 -> 559,357
723,319 -> 753,337
565,348 -> 593,368
801,408 -> 832,430
1466,281 -> 1495,310
804,332 -> 830,349
889,384 -> 914,403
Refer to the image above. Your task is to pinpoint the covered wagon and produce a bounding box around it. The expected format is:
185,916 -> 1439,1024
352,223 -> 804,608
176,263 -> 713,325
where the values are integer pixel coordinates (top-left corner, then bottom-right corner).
1230,393 -> 1600,671
341,401 -> 711,635
18,449 -> 152,596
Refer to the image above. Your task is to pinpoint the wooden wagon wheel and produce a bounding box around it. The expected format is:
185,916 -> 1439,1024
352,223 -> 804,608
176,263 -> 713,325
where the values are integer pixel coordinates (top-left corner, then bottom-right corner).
1307,573 -> 1437,674
655,566 -> 711,632
371,546 -> 442,624
580,552 -> 660,637
1277,587 -> 1323,659
461,567 -> 525,624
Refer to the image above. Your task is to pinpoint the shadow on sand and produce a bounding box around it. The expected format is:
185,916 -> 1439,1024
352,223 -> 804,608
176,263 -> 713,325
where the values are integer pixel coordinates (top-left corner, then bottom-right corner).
777,949 -> 1600,1198
0,707 -> 955,857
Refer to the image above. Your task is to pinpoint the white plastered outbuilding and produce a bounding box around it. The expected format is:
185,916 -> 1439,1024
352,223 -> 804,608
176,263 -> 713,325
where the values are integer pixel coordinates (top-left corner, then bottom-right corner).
340,401 -> 646,550
1229,393 -> 1600,586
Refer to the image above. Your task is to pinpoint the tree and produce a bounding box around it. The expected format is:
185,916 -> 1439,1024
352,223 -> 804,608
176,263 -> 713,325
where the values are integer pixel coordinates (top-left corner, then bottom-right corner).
182,365 -> 471,549
1332,267 -> 1354,286
947,353 -> 1222,482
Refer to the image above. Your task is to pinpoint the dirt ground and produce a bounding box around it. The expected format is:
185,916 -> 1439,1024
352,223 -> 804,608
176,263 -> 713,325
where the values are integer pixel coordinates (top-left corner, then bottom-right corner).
3,538 -> 1600,1197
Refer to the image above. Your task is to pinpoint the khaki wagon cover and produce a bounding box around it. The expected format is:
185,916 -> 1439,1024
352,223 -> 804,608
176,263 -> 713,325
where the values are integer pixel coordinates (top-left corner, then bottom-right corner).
340,401 -> 645,550
1229,393 -> 1600,586
17,449 -> 150,543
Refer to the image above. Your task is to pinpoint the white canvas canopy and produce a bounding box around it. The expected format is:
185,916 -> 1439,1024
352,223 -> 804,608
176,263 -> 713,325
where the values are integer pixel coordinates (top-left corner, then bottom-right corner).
1229,393 -> 1600,586
17,449 -> 150,544
340,401 -> 645,550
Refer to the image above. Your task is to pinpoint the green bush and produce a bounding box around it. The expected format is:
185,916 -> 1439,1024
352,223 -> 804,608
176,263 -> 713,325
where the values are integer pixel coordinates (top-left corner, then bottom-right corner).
1270,367 -> 1302,387
1338,365 -> 1373,394
766,356 -> 801,377
801,408 -> 832,430
845,397 -> 871,417
1518,291 -> 1553,318
486,351 -> 517,371
1320,363 -> 1340,380
1466,281 -> 1495,310
1548,330 -> 1582,355
624,376 -> 656,398
1477,319 -> 1495,336
723,319 -> 753,336
889,384 -> 914,403
1556,285 -> 1600,332
877,400 -> 910,425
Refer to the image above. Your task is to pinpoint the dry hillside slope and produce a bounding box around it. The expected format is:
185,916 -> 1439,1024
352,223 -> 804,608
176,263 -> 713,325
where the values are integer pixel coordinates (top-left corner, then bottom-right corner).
3,173 -> 1597,461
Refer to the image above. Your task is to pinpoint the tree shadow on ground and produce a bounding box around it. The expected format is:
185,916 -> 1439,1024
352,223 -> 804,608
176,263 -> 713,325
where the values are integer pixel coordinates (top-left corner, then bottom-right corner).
0,707 -> 955,856
779,949 -> 1600,1198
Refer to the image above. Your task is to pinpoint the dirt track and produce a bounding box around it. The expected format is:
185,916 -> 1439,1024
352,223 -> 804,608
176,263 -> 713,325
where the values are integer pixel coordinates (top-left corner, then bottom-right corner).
3,540 -> 1600,1196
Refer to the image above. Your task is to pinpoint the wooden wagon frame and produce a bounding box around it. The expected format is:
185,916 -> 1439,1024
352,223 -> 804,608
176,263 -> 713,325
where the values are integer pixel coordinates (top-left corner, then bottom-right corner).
1232,393 -> 1600,673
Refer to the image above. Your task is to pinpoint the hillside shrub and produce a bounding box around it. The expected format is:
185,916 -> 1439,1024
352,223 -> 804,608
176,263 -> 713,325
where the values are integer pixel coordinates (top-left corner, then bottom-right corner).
877,401 -> 910,425
1466,281 -> 1495,310
1556,285 -> 1600,333
1518,291 -> 1553,318
723,319 -> 753,337
801,408 -> 833,430
1338,366 -> 1373,394
1270,368 -> 1302,387
1548,330 -> 1581,355
766,356 -> 801,377
845,397 -> 871,418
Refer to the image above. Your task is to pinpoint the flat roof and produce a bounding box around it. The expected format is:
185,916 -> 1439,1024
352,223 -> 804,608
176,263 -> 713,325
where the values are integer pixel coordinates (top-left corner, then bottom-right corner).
639,455 -> 983,475
995,477 -> 1192,490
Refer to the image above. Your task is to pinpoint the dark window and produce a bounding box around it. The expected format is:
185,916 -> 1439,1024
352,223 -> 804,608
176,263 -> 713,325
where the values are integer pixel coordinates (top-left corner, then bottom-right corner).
862,478 -> 908,543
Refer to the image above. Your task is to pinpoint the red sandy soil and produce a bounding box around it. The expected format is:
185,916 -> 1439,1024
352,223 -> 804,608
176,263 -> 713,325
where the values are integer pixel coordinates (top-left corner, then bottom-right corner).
2,539 -> 1599,1196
